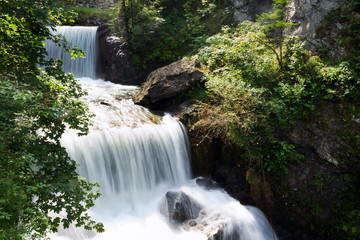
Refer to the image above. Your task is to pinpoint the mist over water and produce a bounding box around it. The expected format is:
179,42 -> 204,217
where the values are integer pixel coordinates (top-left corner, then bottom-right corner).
48,26 -> 278,240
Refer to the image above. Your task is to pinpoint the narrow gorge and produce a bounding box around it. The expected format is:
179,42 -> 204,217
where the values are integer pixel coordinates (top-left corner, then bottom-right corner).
46,26 -> 278,240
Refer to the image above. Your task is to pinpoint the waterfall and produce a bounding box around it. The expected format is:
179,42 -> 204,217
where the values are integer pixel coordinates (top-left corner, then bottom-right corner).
49,26 -> 278,240
61,114 -> 192,217
45,26 -> 98,78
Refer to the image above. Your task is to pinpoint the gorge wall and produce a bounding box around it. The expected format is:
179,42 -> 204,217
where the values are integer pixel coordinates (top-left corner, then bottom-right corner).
233,0 -> 343,41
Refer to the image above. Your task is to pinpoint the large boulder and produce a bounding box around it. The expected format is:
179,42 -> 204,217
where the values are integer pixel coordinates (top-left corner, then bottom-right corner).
163,191 -> 230,240
164,191 -> 201,223
133,58 -> 204,109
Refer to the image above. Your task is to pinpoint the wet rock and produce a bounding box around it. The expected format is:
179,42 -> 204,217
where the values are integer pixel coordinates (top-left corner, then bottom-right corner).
133,58 -> 204,109
189,220 -> 197,227
100,101 -> 111,106
183,210 -> 228,240
165,191 -> 202,223
196,178 -> 221,190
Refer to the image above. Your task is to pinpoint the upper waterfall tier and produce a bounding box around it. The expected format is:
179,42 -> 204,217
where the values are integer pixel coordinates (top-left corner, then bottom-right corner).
45,26 -> 98,78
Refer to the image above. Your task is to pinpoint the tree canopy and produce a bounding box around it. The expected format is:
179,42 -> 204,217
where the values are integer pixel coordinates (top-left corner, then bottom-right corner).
113,0 -> 233,65
0,0 -> 103,238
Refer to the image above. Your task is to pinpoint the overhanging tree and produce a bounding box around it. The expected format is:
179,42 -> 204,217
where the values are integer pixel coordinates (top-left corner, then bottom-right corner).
0,0 -> 103,238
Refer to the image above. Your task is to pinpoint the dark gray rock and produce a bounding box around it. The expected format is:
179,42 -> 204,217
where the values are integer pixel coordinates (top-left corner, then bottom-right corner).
287,102 -> 359,170
165,191 -> 202,223
99,35 -> 144,85
133,58 -> 204,108
196,177 -> 221,190
233,0 -> 273,23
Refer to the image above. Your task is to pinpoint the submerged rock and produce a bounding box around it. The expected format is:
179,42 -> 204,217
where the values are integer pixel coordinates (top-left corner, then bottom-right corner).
133,58 -> 204,109
165,191 -> 201,223
196,177 -> 221,190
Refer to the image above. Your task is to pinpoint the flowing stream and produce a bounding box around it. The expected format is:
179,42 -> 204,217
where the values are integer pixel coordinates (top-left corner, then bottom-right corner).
46,26 -> 278,240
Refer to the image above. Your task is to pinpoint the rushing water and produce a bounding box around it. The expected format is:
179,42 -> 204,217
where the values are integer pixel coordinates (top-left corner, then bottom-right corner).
47,26 -> 278,240
45,26 -> 98,78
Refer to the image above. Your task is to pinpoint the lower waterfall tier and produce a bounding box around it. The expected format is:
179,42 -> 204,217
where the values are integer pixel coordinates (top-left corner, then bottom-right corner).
51,78 -> 277,240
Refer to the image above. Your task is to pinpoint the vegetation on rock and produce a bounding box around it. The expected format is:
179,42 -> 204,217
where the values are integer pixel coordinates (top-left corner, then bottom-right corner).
0,0 -> 103,238
189,0 -> 359,238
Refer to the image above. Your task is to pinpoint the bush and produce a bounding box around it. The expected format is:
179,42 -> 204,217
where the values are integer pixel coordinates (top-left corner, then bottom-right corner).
193,20 -> 359,172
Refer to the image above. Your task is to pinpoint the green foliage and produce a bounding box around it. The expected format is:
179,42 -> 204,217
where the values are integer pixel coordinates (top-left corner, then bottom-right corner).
70,6 -> 116,21
0,0 -> 103,238
264,140 -> 303,172
192,2 -> 359,236
114,0 -> 232,66
185,82 -> 209,101
256,0 -> 296,69
257,0 -> 294,32
193,16 -> 359,173
191,1 -> 360,238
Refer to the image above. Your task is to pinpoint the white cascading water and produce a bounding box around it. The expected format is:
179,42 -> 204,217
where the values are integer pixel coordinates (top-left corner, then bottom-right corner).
46,26 -> 278,240
45,26 -> 98,78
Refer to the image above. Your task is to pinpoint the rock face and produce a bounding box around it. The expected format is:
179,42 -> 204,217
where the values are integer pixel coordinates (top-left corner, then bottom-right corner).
270,102 -> 359,239
233,0 -> 342,39
233,0 -> 273,22
232,0 -> 344,56
287,0 -> 342,38
287,103 -> 359,170
99,35 -> 144,85
133,58 -> 204,108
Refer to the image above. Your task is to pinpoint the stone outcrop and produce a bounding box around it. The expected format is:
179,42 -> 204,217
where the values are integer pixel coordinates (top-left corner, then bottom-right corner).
232,0 -> 345,56
270,101 -> 359,238
286,102 -> 359,170
286,0 -> 342,38
133,58 -> 204,109
233,0 -> 343,39
233,0 -> 273,22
